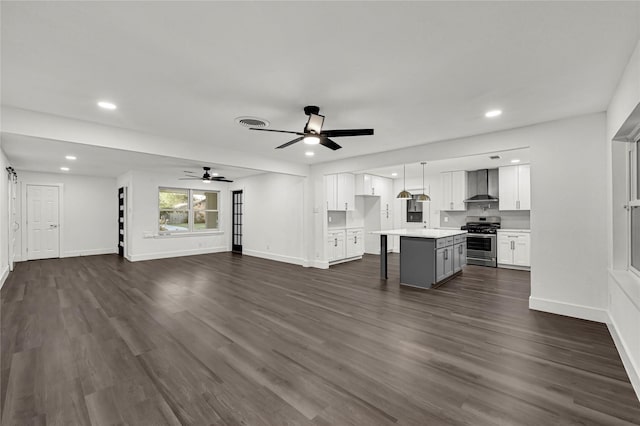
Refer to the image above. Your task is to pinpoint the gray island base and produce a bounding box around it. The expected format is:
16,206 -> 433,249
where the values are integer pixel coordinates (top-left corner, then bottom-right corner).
373,229 -> 467,289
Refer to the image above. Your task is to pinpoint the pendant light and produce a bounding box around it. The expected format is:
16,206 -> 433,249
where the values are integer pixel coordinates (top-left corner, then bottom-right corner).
417,162 -> 431,202
396,164 -> 412,199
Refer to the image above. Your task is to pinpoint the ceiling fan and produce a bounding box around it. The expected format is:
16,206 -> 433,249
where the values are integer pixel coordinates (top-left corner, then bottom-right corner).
180,167 -> 233,183
249,105 -> 374,150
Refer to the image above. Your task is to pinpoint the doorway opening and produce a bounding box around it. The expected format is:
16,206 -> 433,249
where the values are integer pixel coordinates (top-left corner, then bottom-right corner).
232,190 -> 243,254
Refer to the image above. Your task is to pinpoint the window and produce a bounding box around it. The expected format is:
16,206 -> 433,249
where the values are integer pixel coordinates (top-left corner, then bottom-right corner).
159,188 -> 219,233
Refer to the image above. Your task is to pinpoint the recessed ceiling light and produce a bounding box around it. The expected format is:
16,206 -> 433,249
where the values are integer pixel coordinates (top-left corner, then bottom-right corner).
485,109 -> 502,118
391,172 -> 398,177
97,101 -> 117,110
305,151 -> 315,157
60,167 -> 70,171
511,159 -> 521,163
212,172 -> 219,176
65,155 -> 77,160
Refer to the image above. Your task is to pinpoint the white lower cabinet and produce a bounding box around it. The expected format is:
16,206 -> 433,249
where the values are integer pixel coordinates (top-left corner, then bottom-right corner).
453,241 -> 467,273
327,230 -> 346,262
328,228 -> 364,263
346,229 -> 364,258
497,231 -> 530,268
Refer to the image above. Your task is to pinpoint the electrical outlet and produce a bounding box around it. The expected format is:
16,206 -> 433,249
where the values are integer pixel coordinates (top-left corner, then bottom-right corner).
328,216 -> 332,222
444,217 -> 449,223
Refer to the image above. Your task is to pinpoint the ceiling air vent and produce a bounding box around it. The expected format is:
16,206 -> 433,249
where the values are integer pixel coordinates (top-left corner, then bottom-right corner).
235,116 -> 270,128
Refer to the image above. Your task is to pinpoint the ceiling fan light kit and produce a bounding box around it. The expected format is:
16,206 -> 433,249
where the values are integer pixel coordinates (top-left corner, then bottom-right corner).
249,105 -> 374,151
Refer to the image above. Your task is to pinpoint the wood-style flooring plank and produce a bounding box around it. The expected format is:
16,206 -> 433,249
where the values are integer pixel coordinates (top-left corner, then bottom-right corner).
1,253 -> 639,425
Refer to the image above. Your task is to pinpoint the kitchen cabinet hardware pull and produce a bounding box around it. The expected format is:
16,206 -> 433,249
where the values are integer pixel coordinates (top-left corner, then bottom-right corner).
334,238 -> 337,247
345,202 -> 348,210
354,235 -> 357,244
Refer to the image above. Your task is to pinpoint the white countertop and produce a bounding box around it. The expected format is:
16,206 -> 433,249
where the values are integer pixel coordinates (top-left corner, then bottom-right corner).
372,229 -> 467,238
497,229 -> 531,233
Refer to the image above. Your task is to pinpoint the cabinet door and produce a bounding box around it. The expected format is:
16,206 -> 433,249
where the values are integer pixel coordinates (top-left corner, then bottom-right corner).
380,177 -> 393,209
436,247 -> 447,282
443,247 -> 454,277
371,175 -> 383,196
499,166 -> 518,211
513,234 -> 530,266
355,174 -> 372,196
354,230 -> 364,255
453,242 -> 466,272
336,232 -> 346,260
325,175 -> 338,210
346,230 -> 360,258
459,242 -> 467,268
451,171 -> 467,211
337,173 -> 355,211
441,172 -> 453,211
497,234 -> 513,264
327,236 -> 338,262
517,165 -> 531,210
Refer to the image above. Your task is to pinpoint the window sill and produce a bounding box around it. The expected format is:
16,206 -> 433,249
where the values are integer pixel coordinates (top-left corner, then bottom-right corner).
609,269 -> 640,311
149,231 -> 224,239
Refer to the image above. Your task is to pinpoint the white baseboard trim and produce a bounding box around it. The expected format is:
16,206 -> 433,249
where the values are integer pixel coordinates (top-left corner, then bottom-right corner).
62,248 -> 117,258
242,249 -> 306,267
307,260 -> 329,269
607,315 -> 640,402
0,266 -> 9,290
529,296 -> 608,323
129,246 -> 228,262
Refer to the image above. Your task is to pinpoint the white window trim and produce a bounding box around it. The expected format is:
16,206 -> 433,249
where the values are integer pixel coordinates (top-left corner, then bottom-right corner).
158,187 -> 220,234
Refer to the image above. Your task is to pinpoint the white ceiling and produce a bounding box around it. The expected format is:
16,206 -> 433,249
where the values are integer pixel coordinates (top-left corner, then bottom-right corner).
2,133 -> 263,180
1,2 -> 639,171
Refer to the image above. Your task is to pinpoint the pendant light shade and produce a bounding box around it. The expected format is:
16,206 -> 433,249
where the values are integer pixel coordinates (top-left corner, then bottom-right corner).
417,162 -> 431,202
396,164 -> 412,199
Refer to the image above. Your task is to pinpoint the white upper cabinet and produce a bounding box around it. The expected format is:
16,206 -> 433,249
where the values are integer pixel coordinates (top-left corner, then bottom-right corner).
326,173 -> 355,211
499,165 -> 530,211
441,171 -> 467,211
355,174 -> 386,197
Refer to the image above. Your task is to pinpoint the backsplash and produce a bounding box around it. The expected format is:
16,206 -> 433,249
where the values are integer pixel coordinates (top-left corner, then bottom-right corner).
440,205 -> 530,229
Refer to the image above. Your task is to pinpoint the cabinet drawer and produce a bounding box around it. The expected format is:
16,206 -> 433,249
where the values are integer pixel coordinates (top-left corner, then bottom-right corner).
436,238 -> 450,248
454,234 -> 466,244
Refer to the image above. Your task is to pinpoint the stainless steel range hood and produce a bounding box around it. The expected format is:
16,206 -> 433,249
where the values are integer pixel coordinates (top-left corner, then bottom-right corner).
464,169 -> 499,203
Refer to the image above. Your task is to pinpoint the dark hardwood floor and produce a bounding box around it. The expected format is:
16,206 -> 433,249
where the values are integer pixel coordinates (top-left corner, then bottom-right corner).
1,253 -> 639,425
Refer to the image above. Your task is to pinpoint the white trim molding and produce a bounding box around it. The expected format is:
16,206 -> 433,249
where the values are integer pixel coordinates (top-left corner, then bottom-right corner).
128,246 -> 228,262
243,249 -> 306,267
0,266 -> 9,290
607,317 -> 640,402
529,296 -> 609,323
62,248 -> 117,258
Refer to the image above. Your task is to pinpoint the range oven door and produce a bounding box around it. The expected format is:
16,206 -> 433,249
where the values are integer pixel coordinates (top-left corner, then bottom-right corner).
466,234 -> 497,267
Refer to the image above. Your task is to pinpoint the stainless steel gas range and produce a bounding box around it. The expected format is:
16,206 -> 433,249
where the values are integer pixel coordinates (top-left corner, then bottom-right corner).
460,216 -> 500,267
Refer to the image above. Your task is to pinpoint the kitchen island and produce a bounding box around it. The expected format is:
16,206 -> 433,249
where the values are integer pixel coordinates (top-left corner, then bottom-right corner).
373,229 -> 467,289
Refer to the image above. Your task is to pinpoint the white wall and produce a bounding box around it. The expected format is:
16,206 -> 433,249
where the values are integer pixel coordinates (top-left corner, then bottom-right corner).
310,112 -> 608,322
0,146 -> 10,287
606,39 -> 640,399
232,172 -> 306,266
123,170 -> 230,262
16,171 -> 118,259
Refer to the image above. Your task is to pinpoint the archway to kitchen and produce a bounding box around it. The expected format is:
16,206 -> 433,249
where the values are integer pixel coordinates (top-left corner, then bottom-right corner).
349,147 -> 532,291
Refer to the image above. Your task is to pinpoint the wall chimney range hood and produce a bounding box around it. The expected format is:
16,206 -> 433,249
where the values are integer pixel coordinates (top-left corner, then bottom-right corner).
464,169 -> 499,203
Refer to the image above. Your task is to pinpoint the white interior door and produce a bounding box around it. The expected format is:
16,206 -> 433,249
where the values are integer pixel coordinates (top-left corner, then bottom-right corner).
27,185 -> 60,260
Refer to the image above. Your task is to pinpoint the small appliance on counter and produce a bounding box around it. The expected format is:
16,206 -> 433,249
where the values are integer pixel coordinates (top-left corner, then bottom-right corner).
461,216 -> 501,267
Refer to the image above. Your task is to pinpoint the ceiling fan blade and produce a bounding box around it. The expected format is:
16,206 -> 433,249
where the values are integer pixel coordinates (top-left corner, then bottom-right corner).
321,128 -> 374,138
320,138 -> 342,150
250,128 -> 304,136
276,136 -> 304,149
212,178 -> 233,182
